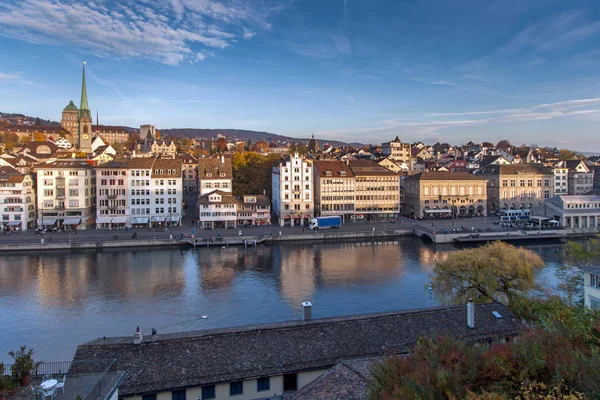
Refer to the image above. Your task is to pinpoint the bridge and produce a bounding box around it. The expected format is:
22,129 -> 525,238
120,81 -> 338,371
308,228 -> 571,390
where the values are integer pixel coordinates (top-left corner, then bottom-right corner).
413,225 -> 569,244
181,235 -> 269,248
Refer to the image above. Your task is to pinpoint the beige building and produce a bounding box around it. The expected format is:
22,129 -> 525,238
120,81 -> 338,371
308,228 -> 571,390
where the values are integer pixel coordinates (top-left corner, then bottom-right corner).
404,172 -> 487,218
348,160 -> 399,220
381,136 -> 411,164
313,161 -> 355,220
378,156 -> 409,173
151,140 -> 177,157
176,153 -> 198,193
36,160 -> 96,229
272,153 -> 314,226
479,164 -> 554,213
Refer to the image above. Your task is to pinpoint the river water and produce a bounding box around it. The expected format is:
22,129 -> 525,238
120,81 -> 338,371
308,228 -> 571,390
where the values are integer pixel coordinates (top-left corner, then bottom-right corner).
0,237 -> 566,362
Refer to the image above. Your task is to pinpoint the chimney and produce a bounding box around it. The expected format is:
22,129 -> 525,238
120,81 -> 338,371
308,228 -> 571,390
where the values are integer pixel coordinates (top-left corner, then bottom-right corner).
133,326 -> 143,345
220,155 -> 224,164
302,301 -> 312,321
467,298 -> 475,329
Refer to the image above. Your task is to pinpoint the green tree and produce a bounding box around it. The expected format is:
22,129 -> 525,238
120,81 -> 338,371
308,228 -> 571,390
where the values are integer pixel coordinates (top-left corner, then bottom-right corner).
432,242 -> 544,312
34,117 -> 41,126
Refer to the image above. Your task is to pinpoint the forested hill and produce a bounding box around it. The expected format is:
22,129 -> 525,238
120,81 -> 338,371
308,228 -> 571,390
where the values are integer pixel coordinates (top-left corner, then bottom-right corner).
160,128 -> 358,147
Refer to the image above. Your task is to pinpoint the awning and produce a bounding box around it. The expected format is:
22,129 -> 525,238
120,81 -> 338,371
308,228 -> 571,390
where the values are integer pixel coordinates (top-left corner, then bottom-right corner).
283,215 -> 291,219
7,221 -> 21,226
62,218 -> 81,225
130,217 -> 149,224
96,216 -> 112,224
169,216 -> 179,222
111,216 -> 128,224
39,217 -> 58,225
151,216 -> 166,222
424,209 -> 452,213
303,214 -> 311,218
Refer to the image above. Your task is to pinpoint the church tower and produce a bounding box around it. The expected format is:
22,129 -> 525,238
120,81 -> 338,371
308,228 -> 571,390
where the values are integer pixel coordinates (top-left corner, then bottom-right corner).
78,62 -> 93,153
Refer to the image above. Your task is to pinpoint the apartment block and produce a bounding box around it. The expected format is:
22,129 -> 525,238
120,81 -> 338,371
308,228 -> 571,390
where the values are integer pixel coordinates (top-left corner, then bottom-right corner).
36,161 -> 96,229
95,158 -> 183,228
313,160 -> 355,220
0,166 -> 35,231
198,156 -> 232,195
348,160 -> 399,220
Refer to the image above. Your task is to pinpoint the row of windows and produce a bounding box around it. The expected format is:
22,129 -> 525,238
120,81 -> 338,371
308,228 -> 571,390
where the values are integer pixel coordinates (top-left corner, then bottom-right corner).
356,195 -> 399,201
423,186 -> 483,196
321,196 -> 355,201
200,212 -> 237,216
284,204 -> 311,210
99,200 -> 126,207
566,203 -> 600,209
501,179 -> 551,187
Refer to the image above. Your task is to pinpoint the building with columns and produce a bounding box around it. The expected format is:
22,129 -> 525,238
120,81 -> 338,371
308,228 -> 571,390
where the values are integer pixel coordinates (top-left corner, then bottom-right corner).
404,172 -> 488,218
545,195 -> 600,228
272,153 -> 314,226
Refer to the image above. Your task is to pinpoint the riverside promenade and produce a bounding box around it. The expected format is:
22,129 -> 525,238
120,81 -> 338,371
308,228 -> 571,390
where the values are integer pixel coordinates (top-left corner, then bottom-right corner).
0,216 -> 596,252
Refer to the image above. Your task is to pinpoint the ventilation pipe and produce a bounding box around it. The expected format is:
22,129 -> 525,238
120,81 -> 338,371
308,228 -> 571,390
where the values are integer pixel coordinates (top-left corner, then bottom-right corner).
467,298 -> 475,329
302,301 -> 312,321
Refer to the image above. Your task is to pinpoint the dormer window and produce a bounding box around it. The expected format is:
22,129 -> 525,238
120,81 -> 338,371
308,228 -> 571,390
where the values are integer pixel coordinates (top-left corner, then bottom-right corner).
325,171 -> 332,176
340,171 -> 346,176
220,173 -> 226,177
206,173 -> 212,177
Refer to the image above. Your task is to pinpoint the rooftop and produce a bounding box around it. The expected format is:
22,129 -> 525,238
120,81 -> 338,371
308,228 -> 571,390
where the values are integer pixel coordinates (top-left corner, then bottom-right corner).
405,171 -> 485,181
348,160 -> 398,176
313,160 -> 354,178
198,157 -> 232,180
72,303 -> 521,397
478,164 -> 553,175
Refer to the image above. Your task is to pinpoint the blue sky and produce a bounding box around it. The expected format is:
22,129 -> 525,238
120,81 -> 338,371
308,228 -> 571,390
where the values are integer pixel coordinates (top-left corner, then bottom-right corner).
1,0 -> 600,150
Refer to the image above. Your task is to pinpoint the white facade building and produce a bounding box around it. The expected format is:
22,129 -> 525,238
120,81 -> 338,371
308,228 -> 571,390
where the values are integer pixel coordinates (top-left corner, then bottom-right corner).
545,195 -> 600,228
36,160 -> 96,229
0,166 -> 36,231
553,164 -> 569,195
197,190 -> 238,229
198,156 -> 232,195
96,158 -> 183,228
584,267 -> 600,310
272,152 -> 314,226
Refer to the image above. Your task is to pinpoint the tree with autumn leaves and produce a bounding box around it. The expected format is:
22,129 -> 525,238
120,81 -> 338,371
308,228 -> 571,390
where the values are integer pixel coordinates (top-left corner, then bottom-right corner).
369,241 -> 600,399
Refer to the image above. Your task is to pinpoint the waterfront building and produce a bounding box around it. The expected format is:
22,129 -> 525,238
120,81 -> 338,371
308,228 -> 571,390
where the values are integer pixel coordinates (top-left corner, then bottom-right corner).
235,195 -> 271,226
95,158 -> 183,228
348,160 -> 399,220
381,136 -> 411,164
545,195 -> 600,228
478,164 -> 554,213
313,160 -> 355,220
557,160 -> 594,195
198,156 -> 233,196
36,160 -> 96,229
197,190 -> 238,229
403,172 -> 488,218
0,166 -> 35,231
553,163 -> 569,195
583,267 -> 600,309
71,303 -> 521,400
272,152 -> 314,226
176,153 -> 198,193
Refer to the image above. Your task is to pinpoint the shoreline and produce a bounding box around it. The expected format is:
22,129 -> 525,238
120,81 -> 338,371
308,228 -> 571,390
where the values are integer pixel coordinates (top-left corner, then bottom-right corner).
0,226 -> 597,252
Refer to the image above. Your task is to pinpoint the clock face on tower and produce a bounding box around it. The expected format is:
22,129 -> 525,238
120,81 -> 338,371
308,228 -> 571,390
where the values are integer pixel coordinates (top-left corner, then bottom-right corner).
83,134 -> 89,139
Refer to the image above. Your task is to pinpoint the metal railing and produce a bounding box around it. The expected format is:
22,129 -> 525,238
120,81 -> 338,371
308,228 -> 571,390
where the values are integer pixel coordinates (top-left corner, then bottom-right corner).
82,359 -> 117,400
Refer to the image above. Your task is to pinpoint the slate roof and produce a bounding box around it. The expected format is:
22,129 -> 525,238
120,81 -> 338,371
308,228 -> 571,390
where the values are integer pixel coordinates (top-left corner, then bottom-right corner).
72,303 -> 522,397
37,160 -> 94,169
405,171 -> 485,181
291,357 -> 380,400
95,158 -> 156,169
198,157 -> 232,180
151,159 -> 182,178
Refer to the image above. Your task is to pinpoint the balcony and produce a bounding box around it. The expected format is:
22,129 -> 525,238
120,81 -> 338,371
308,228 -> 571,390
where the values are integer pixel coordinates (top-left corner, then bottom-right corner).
107,194 -> 117,199
2,359 -> 124,400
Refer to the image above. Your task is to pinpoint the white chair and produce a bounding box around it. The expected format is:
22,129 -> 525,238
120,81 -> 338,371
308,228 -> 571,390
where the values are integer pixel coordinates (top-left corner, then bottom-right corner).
41,386 -> 56,399
54,375 -> 66,394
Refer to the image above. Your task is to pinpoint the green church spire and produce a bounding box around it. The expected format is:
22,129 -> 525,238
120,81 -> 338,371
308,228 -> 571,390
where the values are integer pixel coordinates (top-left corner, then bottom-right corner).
79,61 -> 91,120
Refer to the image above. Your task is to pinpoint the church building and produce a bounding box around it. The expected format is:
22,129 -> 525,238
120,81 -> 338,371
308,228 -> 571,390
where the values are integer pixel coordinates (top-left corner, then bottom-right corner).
60,62 -> 94,153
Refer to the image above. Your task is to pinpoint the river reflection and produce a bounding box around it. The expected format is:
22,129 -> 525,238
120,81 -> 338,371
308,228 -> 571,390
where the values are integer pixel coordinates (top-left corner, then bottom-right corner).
0,238 -> 565,362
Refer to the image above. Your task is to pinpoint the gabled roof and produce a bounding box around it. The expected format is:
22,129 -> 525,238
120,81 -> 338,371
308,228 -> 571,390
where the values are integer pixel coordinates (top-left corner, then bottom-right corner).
72,303 -> 522,397
197,190 -> 239,205
0,166 -> 26,183
233,195 -> 271,207
198,157 -> 232,180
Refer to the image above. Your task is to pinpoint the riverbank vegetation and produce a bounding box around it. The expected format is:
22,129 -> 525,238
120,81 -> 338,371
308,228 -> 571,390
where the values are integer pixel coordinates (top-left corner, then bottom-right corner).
369,240 -> 600,399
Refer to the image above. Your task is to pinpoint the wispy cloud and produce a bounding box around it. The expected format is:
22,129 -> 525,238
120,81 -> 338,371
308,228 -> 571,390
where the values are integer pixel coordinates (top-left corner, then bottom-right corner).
320,97 -> 600,142
0,0 -> 288,65
0,71 -> 34,84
